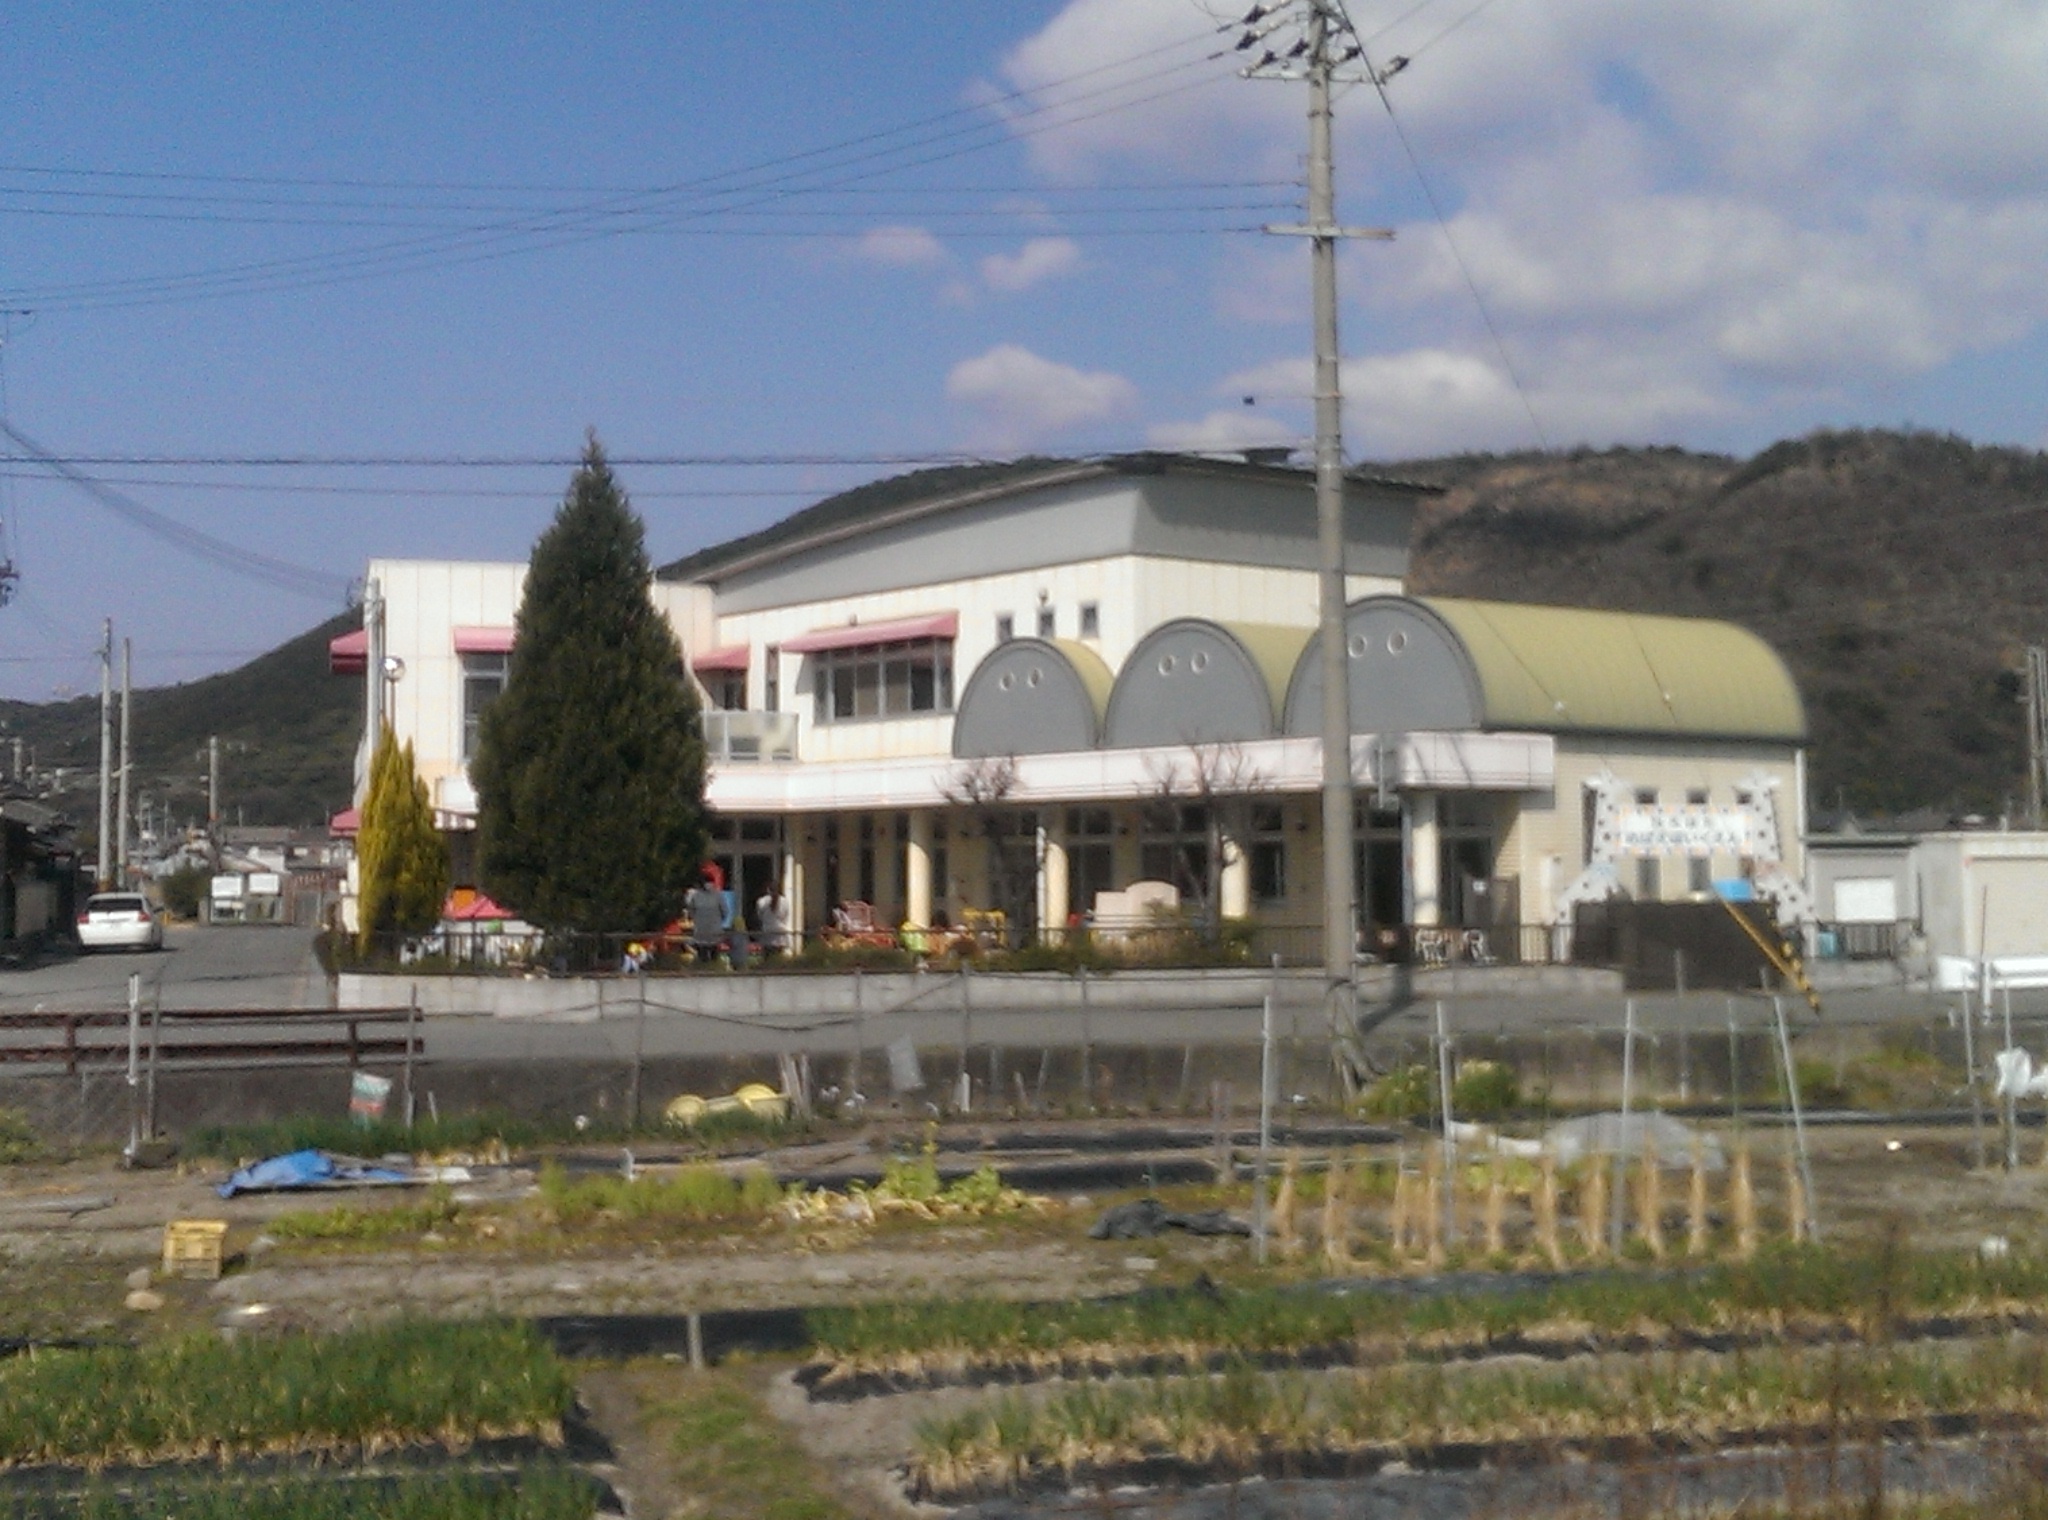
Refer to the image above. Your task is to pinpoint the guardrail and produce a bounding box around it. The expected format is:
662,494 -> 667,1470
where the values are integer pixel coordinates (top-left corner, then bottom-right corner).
0,1005 -> 422,1074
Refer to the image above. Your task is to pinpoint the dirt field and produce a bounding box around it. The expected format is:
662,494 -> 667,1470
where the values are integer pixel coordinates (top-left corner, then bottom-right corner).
7,1117 -> 2048,1518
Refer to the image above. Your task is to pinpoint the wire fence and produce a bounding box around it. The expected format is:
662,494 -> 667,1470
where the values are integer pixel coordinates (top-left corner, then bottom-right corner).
0,962 -> 2032,1157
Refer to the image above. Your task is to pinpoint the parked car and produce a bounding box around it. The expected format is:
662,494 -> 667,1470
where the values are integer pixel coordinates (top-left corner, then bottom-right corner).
77,893 -> 163,952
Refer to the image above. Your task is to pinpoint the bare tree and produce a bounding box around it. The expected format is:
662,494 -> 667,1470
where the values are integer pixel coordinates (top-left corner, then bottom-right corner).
941,755 -> 1028,943
1143,742 -> 1273,944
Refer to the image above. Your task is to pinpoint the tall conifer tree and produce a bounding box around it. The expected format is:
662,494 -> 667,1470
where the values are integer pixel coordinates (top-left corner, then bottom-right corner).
473,435 -> 707,931
356,725 -> 449,951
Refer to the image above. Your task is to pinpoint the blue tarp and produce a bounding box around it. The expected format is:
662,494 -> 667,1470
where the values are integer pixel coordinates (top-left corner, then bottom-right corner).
216,1149 -> 411,1198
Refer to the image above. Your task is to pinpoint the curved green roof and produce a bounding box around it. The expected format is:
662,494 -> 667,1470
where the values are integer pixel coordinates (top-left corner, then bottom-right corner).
1219,622 -> 1315,725
1420,598 -> 1807,741
1046,637 -> 1116,721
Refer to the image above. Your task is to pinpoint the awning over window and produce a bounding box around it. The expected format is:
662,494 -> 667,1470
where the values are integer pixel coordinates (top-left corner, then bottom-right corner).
692,644 -> 750,673
779,611 -> 958,655
328,629 -> 367,675
453,626 -> 516,655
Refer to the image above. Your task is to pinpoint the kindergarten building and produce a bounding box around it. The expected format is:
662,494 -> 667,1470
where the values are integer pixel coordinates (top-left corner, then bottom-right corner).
331,452 -> 1811,957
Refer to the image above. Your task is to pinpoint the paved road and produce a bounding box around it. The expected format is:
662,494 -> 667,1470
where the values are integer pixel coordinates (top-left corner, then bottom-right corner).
0,923 -> 329,1013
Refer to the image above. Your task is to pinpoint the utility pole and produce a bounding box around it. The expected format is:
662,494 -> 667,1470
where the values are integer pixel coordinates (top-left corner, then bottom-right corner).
208,734 -> 220,870
97,617 -> 112,889
363,576 -> 385,774
117,637 -> 132,880
2025,645 -> 2048,830
1244,0 -> 1392,1082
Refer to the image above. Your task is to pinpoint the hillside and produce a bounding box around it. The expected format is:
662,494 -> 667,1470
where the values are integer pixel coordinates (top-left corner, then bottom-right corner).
1402,429 -> 2048,819
1,428 -> 2042,831
0,611 -> 359,835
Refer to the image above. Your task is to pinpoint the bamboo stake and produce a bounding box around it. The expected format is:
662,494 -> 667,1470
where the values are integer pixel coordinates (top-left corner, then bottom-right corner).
1687,1140 -> 1710,1258
1274,1149 -> 1300,1260
1483,1152 -> 1507,1258
1536,1152 -> 1564,1269
1579,1161 -> 1609,1260
1637,1148 -> 1666,1261
1389,1162 -> 1412,1259
1733,1144 -> 1758,1260
1322,1149 -> 1349,1271
1422,1145 -> 1446,1268
1782,1147 -> 1808,1245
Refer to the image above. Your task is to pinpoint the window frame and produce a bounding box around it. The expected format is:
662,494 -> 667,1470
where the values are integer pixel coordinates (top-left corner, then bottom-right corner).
808,636 -> 955,724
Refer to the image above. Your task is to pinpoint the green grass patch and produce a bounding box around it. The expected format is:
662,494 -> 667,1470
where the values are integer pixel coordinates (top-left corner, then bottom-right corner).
813,1242 -> 2048,1382
647,1368 -> 854,1520
0,1109 -> 39,1165
0,1320 -> 574,1469
264,1187 -> 464,1246
28,1465 -> 604,1519
534,1160 -> 782,1227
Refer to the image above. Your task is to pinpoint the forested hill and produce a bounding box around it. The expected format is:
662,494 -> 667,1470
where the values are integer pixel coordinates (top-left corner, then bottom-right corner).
2,428 -> 2042,828
0,611 -> 359,834
1401,429 -> 2048,820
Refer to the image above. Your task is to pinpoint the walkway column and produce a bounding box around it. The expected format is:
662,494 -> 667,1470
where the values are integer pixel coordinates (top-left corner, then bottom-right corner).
1408,792 -> 1442,927
905,811 -> 933,928
1220,831 -> 1251,919
1042,824 -> 1069,944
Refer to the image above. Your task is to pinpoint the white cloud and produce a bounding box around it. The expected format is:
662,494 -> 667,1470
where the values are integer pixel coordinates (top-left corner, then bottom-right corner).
849,225 -> 946,269
946,344 -> 1138,451
980,237 -> 1081,294
1145,410 -> 1297,455
998,0 -> 2048,445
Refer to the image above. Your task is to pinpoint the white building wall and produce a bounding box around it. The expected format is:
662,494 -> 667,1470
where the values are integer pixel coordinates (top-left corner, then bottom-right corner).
1504,737 -> 1806,925
367,559 -> 527,812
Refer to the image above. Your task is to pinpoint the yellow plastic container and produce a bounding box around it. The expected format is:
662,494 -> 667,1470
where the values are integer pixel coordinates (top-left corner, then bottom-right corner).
162,1219 -> 229,1280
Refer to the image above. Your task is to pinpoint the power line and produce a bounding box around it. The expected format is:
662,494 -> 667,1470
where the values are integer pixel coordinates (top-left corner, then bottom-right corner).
0,420 -> 349,601
3,24 -> 1242,312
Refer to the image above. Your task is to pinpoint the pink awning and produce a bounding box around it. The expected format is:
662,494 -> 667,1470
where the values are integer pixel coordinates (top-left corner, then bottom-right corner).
329,806 -> 360,838
445,891 -> 516,922
329,629 -> 367,675
692,644 -> 750,674
780,611 -> 958,654
453,625 -> 516,655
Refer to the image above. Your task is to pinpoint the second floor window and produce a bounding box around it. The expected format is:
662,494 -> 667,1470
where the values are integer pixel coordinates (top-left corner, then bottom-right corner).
462,652 -> 509,761
704,670 -> 747,711
811,637 -> 954,723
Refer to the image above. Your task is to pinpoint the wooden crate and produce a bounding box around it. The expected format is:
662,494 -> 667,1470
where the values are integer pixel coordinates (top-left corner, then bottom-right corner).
162,1219 -> 229,1280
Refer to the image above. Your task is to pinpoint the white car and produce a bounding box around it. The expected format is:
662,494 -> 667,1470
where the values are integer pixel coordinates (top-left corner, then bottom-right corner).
77,893 -> 163,952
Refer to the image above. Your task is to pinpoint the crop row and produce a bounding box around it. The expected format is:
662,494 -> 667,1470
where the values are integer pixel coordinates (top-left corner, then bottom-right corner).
912,1339 -> 2048,1497
0,1321 -> 574,1471
4,1464 -> 603,1519
812,1243 -> 2048,1385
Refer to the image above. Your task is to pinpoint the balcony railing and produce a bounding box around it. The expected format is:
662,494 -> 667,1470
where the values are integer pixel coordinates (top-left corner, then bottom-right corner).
702,710 -> 799,763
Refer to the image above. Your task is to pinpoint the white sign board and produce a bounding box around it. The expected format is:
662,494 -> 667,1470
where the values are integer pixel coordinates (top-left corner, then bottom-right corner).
209,874 -> 245,901
248,872 -> 283,897
1613,806 -> 1751,857
1831,876 -> 1898,925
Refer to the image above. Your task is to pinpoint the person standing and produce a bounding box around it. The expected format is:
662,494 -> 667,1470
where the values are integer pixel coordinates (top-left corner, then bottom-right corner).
756,883 -> 791,958
687,870 -> 727,964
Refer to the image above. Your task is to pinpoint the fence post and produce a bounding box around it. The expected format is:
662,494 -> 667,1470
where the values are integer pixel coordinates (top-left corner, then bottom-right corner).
1078,965 -> 1092,1112
1611,997 -> 1636,1256
145,988 -> 163,1139
851,967 -> 865,1103
1961,982 -> 1985,1169
404,983 -> 419,1131
1254,987 -> 1274,1265
124,973 -> 140,1157
958,963 -> 973,1115
627,974 -> 645,1132
1434,1001 -> 1455,1250
2003,981 -> 2019,1171
1772,993 -> 1820,1241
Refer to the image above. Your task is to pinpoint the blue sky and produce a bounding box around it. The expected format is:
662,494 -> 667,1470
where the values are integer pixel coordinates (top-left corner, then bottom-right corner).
4,0 -> 2047,700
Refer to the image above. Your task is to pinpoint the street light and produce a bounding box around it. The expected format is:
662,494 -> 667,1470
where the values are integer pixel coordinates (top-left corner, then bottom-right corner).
381,656 -> 405,729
